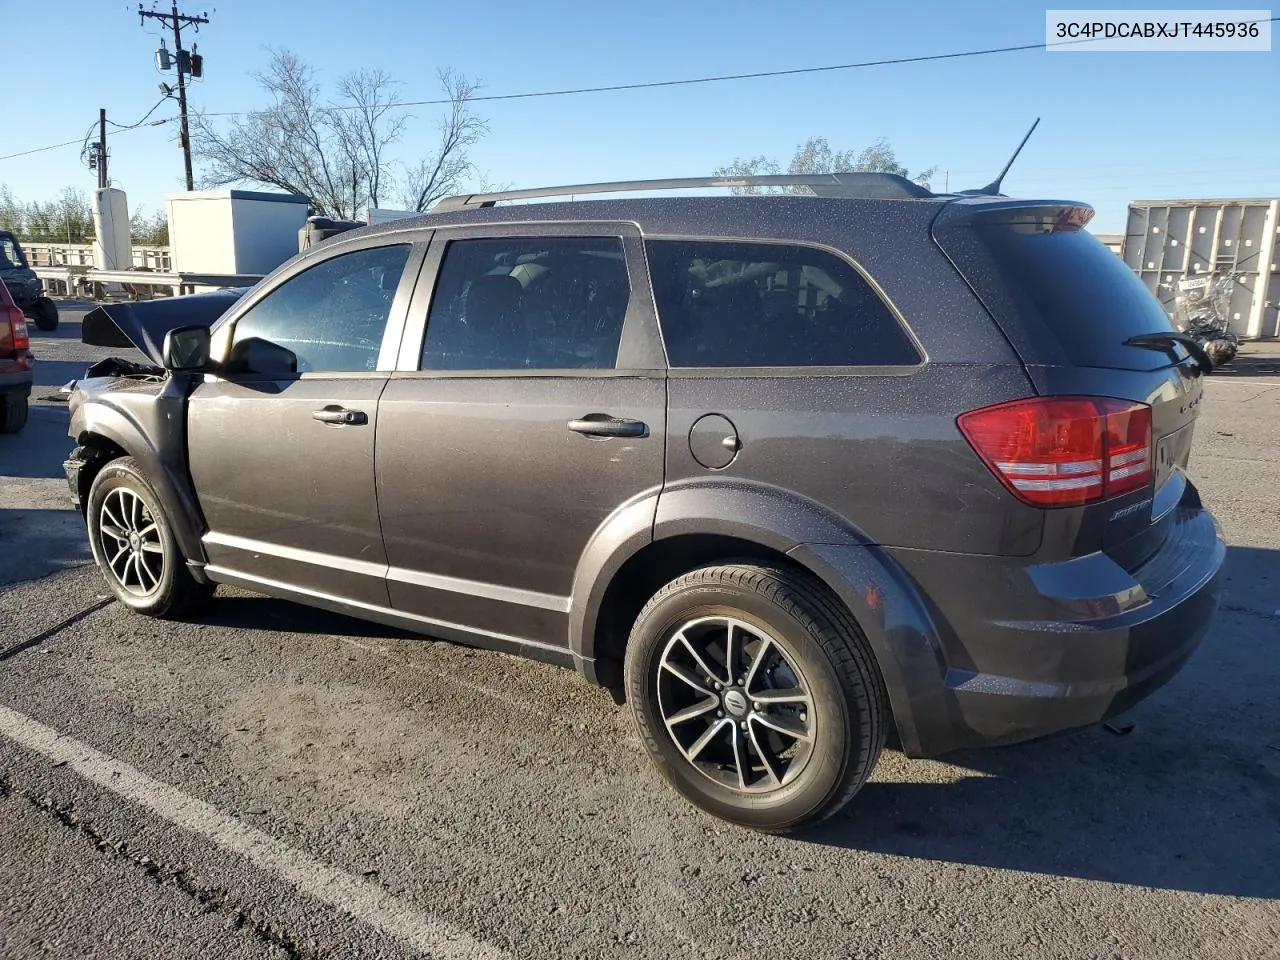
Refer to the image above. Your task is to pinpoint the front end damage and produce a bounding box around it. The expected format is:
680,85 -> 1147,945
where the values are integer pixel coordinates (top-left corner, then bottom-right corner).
64,291 -> 244,566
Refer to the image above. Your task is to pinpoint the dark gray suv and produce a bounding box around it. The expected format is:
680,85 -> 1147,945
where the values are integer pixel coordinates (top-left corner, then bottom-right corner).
65,174 -> 1225,831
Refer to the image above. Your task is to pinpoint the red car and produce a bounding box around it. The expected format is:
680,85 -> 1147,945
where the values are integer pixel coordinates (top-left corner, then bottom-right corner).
0,279 -> 32,432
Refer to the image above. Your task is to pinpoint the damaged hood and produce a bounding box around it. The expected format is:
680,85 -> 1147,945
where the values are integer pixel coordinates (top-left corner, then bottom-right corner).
82,289 -> 249,364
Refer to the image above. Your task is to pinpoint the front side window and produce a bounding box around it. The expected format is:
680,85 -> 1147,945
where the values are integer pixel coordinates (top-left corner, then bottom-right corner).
231,244 -> 411,373
0,236 -> 25,270
421,237 -> 630,371
646,240 -> 920,368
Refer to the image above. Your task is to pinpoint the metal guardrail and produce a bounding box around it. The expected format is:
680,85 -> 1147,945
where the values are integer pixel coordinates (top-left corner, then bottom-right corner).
21,242 -> 172,272
32,266 -> 262,295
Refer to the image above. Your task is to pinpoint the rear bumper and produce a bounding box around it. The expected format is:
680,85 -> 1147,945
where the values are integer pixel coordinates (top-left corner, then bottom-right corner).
884,500 -> 1224,755
795,484 -> 1225,758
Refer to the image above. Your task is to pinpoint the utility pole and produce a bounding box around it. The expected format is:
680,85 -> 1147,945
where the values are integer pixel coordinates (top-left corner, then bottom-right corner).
139,3 -> 209,191
97,108 -> 108,189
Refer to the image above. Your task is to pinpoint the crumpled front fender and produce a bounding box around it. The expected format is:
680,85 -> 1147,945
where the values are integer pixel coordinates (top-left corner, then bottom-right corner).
68,376 -> 207,565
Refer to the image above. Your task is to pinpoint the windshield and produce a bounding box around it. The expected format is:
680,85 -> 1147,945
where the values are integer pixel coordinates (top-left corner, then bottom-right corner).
0,236 -> 28,270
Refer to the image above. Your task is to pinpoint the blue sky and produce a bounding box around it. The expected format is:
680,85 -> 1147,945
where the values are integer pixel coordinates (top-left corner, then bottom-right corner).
2,0 -> 1276,232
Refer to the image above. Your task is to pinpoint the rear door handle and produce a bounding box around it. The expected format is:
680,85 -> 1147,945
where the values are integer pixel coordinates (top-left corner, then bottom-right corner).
312,406 -> 368,426
567,416 -> 648,438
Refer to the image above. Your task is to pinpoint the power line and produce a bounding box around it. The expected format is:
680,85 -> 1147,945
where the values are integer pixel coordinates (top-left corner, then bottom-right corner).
2,136 -> 90,162
197,16 -> 1280,116
1,117 -> 174,163
4,17 -> 1277,163
1006,165 -> 1280,184
108,96 -> 172,130
194,39 -> 1048,117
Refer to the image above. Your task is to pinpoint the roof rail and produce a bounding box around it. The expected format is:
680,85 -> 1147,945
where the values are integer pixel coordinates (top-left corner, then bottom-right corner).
431,172 -> 934,213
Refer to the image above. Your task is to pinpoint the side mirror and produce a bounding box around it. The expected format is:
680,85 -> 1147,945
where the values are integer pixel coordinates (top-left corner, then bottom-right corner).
224,337 -> 298,377
162,325 -> 211,372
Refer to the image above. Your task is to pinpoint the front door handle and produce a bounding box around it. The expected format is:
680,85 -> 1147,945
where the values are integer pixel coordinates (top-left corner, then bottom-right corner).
312,406 -> 368,426
567,416 -> 648,438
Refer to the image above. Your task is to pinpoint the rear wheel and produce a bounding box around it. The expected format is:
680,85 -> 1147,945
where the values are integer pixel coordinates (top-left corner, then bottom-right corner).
86,457 -> 213,618
0,394 -> 28,433
624,563 -> 886,832
30,298 -> 58,332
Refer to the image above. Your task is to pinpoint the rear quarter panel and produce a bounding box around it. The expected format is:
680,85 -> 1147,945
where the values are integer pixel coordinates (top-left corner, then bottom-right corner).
645,199 -> 1044,555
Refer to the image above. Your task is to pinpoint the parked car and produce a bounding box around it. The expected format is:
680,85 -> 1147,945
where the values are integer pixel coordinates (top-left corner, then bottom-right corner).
64,174 -> 1224,831
0,230 -> 59,331
0,278 -> 33,433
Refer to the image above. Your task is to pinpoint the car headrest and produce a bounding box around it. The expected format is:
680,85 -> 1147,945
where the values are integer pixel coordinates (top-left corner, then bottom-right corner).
465,274 -> 523,325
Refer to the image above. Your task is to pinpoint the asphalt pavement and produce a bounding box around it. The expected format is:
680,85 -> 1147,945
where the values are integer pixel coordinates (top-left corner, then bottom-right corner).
1,302 -> 1277,959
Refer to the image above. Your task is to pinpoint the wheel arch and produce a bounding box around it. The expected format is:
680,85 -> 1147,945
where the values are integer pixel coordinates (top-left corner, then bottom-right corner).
568,479 -> 952,755
71,401 -> 207,565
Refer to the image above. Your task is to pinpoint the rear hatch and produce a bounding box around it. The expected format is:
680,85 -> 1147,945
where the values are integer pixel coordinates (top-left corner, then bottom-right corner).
934,199 -> 1207,558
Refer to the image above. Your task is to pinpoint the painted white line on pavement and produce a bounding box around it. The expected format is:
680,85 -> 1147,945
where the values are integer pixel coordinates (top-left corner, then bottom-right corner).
1207,377 -> 1280,388
0,704 -> 510,960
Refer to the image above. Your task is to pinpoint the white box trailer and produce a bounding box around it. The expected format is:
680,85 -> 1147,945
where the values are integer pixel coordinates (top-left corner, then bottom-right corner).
1122,198 -> 1280,339
166,189 -> 311,278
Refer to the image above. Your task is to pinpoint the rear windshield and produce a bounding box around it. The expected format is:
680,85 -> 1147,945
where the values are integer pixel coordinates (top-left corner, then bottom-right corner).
961,221 -> 1180,371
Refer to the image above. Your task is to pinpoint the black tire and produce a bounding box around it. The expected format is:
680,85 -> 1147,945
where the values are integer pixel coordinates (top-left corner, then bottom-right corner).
0,394 -> 28,433
623,563 -> 886,832
86,457 -> 213,618
30,298 -> 58,332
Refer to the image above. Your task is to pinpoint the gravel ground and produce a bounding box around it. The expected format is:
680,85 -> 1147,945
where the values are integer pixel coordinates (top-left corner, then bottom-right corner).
1,302 -> 1277,959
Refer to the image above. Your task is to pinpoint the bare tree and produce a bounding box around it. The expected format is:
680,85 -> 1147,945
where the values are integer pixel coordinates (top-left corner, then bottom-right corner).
398,69 -> 489,213
333,68 -> 406,211
192,51 -> 484,220
716,137 -> 936,194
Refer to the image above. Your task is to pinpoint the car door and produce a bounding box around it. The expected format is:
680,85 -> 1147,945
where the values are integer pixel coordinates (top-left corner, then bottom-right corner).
375,224 -> 666,656
188,238 -> 424,607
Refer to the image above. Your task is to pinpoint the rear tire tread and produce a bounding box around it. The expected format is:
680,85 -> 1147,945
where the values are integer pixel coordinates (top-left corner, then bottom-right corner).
626,562 -> 887,831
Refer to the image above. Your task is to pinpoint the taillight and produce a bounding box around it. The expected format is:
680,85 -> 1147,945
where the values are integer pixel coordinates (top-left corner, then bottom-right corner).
958,397 -> 1152,507
4,306 -> 28,352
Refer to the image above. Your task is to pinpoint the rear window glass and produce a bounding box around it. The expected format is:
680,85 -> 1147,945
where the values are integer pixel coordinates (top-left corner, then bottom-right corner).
645,240 -> 920,368
969,223 -> 1179,371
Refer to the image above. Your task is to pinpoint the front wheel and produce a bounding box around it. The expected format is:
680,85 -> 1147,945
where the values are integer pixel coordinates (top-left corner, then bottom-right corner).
86,457 -> 213,618
30,297 -> 58,331
623,563 -> 887,832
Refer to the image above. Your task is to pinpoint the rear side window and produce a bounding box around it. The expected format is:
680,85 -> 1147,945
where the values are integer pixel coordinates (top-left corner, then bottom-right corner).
964,221 -> 1179,371
422,237 -> 630,371
232,244 -> 410,373
646,240 -> 920,368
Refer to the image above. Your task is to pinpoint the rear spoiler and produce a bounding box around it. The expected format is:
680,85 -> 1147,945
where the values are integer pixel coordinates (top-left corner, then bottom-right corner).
935,197 -> 1096,230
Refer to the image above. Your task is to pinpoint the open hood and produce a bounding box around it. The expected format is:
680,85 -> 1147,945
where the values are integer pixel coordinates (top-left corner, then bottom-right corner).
82,289 -> 248,364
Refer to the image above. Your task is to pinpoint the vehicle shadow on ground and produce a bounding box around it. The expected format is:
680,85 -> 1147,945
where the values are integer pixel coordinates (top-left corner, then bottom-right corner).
1213,348 -> 1280,378
202,592 -> 415,641
801,544 -> 1280,900
0,404 -> 72,478
0,507 -> 91,584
